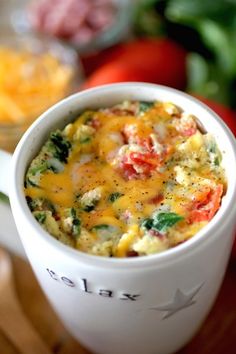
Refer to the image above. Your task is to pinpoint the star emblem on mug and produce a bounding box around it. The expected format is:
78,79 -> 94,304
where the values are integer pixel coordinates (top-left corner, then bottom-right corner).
150,283 -> 204,319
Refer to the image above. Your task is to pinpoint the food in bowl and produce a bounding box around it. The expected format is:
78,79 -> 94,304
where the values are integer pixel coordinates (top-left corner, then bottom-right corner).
0,46 -> 74,124
24,100 -> 226,257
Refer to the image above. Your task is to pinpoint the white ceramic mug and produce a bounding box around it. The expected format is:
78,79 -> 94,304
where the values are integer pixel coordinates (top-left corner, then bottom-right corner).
0,83 -> 236,354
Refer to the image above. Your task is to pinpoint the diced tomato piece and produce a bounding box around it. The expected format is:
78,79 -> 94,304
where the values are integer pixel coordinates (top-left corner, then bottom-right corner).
120,149 -> 161,179
126,250 -> 139,257
120,162 -> 138,180
129,152 -> 159,167
181,127 -> 197,137
149,193 -> 164,205
188,184 -> 223,223
174,116 -> 197,137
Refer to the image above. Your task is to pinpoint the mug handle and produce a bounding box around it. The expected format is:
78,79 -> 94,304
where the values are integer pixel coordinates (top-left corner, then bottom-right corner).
0,149 -> 26,258
0,149 -> 12,196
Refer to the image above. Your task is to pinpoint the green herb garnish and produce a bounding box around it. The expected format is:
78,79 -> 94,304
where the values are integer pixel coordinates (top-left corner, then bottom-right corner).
69,208 -> 81,237
139,101 -> 154,114
142,212 -> 184,233
29,163 -> 48,176
26,197 -> 55,214
50,131 -> 71,163
34,212 -> 46,224
141,218 -> 154,230
91,224 -> 110,231
108,192 -> 124,203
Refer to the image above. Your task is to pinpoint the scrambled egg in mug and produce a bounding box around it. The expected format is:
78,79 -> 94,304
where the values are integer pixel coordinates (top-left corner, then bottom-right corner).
25,100 -> 226,257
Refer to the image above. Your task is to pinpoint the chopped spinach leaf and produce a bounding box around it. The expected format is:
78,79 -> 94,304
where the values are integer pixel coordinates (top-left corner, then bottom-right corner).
29,163 -> 48,176
72,218 -> 81,237
83,204 -> 96,212
69,208 -> 81,237
50,131 -> 71,163
139,101 -> 154,114
91,224 -> 110,231
142,212 -> 184,233
108,192 -> 124,203
70,207 -> 77,219
26,197 -> 55,214
152,212 -> 184,232
81,196 -> 99,212
26,177 -> 39,187
141,218 -> 153,230
34,212 -> 46,224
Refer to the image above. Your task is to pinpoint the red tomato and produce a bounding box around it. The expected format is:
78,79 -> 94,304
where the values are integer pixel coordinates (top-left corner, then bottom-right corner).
192,96 -> 236,259
83,61 -> 148,87
188,184 -> 223,223
120,162 -> 138,180
129,152 -> 159,168
82,38 -> 187,90
193,95 -> 236,136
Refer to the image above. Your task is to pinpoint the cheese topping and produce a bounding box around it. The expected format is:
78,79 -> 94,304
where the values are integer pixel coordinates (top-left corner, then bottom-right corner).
25,100 -> 226,257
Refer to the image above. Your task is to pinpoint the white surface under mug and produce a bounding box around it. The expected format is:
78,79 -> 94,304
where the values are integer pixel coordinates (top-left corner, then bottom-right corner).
0,83 -> 236,354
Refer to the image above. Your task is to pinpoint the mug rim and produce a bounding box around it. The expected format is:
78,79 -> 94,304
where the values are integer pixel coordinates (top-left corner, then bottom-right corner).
10,83 -> 236,268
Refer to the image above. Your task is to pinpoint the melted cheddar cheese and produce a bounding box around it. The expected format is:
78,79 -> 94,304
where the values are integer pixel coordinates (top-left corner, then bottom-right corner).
25,100 -> 226,257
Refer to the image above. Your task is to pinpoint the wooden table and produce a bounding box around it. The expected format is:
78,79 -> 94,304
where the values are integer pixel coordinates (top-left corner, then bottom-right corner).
0,253 -> 235,354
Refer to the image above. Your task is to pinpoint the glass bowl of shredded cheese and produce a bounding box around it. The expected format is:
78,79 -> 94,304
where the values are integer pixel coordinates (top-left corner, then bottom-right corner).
0,31 -> 81,152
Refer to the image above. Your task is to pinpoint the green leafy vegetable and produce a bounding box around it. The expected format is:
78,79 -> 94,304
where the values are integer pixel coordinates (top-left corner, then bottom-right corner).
50,131 -> 71,163
214,157 -> 220,166
68,208 -> 81,237
34,212 -> 46,224
166,0 -> 236,105
141,218 -> 154,230
134,0 -> 236,106
91,224 -> 110,231
187,53 -> 230,105
139,101 -> 155,114
153,212 -> 184,232
82,203 -> 97,212
29,163 -> 48,176
26,197 -> 55,214
142,212 -> 184,233
108,192 -> 124,203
